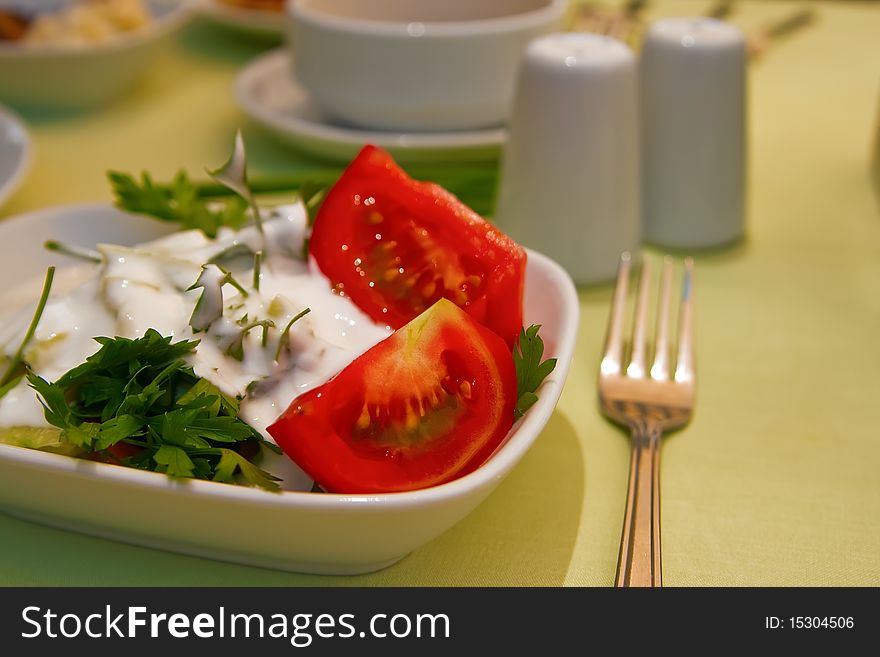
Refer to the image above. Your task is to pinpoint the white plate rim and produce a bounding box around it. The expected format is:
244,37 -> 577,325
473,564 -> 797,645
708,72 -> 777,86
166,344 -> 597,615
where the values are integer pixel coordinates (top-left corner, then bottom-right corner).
0,202 -> 578,512
234,49 -> 508,154
0,103 -> 31,210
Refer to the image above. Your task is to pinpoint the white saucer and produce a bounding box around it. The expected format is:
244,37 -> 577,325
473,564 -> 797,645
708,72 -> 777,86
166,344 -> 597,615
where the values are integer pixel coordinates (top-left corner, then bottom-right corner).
0,104 -> 30,210
234,50 -> 506,163
198,0 -> 285,37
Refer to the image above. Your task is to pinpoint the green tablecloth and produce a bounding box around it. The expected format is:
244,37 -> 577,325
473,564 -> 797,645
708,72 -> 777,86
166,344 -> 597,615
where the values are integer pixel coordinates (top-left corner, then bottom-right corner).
1,0 -> 878,586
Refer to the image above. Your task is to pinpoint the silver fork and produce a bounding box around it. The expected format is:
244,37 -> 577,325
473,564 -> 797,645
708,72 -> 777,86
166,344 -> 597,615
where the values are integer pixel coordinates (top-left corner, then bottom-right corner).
598,253 -> 695,587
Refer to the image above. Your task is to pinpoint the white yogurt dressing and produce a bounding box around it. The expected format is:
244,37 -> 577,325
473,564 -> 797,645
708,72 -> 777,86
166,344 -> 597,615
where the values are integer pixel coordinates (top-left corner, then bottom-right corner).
0,204 -> 391,454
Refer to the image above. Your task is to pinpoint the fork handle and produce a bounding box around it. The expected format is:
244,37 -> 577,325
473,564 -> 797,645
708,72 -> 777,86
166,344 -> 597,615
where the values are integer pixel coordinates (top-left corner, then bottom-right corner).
615,423 -> 662,587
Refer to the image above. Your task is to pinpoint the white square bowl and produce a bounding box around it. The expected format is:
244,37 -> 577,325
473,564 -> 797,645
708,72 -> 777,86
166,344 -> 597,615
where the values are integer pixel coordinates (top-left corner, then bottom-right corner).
0,204 -> 579,574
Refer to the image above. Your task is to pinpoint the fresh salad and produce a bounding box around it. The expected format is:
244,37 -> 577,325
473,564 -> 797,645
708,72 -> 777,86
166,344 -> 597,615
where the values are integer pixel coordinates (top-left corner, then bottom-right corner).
0,138 -> 555,494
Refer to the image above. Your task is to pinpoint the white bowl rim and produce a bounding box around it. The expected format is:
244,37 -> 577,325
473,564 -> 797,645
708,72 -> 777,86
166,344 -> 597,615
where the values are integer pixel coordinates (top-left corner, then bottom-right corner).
0,202 -> 579,512
0,0 -> 192,58
291,0 -> 569,38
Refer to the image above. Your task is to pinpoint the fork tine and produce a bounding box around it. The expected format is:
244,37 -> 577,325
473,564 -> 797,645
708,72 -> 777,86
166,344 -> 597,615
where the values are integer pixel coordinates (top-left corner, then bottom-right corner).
650,256 -> 674,380
600,252 -> 632,376
626,257 -> 652,378
674,257 -> 695,383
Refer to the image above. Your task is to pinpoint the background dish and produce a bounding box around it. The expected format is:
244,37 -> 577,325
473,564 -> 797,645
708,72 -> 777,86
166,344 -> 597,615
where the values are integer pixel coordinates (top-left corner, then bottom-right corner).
0,203 -> 578,574
288,0 -> 566,131
0,0 -> 192,111
234,50 -> 506,163
0,103 -> 30,210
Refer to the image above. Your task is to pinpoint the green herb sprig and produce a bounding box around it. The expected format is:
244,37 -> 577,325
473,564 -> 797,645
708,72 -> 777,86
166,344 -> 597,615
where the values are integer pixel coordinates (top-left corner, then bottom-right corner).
0,266 -> 55,400
108,169 -> 249,239
225,319 -> 275,361
275,308 -> 311,362
513,325 -> 557,420
26,329 -> 282,491
206,130 -> 265,237
297,182 -> 328,259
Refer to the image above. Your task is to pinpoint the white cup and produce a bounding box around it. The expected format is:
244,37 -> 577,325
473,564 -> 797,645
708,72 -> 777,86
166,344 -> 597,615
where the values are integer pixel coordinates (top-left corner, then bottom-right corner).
641,18 -> 747,248
288,0 -> 567,132
495,33 -> 641,285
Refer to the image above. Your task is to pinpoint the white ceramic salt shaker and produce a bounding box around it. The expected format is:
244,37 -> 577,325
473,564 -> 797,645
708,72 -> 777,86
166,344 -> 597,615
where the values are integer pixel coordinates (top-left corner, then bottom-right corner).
494,32 -> 640,285
641,18 -> 747,248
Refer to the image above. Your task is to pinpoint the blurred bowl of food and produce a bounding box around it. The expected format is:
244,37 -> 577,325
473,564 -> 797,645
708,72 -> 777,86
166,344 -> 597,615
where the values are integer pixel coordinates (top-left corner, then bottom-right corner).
288,0 -> 567,132
0,0 -> 191,111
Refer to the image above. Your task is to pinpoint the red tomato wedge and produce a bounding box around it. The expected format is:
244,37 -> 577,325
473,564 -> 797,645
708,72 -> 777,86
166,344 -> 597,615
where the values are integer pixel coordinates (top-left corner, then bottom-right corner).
308,145 -> 526,347
267,299 -> 516,494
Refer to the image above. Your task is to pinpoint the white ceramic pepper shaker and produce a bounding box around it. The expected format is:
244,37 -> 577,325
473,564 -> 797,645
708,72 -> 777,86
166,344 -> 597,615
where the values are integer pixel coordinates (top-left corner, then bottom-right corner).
641,18 -> 747,248
494,32 -> 640,285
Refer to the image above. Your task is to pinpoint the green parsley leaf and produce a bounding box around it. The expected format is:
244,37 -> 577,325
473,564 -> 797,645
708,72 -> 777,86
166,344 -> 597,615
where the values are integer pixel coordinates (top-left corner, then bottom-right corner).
26,373 -> 76,429
108,169 -> 248,239
154,445 -> 195,478
95,414 -> 143,451
214,448 -> 281,492
512,325 -> 557,420
57,330 -> 198,389
176,378 -> 240,416
27,330 -> 280,491
61,422 -> 101,450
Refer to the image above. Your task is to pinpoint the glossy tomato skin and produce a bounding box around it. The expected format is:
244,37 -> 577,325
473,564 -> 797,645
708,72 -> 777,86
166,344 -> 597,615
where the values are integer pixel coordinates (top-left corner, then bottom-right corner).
267,299 -> 516,494
309,145 -> 526,347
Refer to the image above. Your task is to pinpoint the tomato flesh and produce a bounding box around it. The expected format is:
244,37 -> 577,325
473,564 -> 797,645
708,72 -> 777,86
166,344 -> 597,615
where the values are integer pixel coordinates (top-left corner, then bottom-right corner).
309,145 -> 526,347
267,299 -> 516,493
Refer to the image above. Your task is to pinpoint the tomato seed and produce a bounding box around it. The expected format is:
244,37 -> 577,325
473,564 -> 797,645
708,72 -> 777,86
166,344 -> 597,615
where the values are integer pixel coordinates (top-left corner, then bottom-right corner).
405,407 -> 419,431
356,407 -> 371,430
